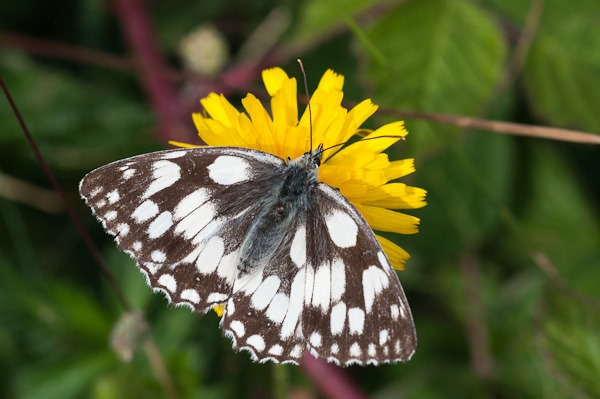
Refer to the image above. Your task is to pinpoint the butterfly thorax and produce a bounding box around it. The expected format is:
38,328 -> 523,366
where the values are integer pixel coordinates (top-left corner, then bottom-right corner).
238,150 -> 321,274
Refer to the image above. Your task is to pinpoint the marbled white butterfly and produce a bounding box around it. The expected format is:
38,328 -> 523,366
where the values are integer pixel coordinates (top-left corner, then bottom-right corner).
80,143 -> 416,366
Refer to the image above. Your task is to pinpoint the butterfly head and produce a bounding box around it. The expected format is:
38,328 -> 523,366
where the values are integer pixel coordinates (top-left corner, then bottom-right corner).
307,144 -> 324,167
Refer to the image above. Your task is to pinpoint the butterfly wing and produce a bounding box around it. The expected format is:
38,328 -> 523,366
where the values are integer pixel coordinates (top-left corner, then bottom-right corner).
80,147 -> 285,313
218,214 -> 309,364
81,147 -> 416,366
219,182 -> 416,365
301,183 -> 416,366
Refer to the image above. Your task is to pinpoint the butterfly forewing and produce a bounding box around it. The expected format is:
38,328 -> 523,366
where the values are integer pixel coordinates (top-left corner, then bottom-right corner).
80,147 -> 285,313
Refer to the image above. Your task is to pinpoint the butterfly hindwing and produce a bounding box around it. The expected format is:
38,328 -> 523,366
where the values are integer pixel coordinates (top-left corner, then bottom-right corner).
80,147 -> 285,313
302,184 -> 416,365
219,216 -> 308,364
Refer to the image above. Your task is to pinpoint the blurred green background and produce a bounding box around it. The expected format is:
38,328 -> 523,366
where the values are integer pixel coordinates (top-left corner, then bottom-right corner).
1,0 -> 599,398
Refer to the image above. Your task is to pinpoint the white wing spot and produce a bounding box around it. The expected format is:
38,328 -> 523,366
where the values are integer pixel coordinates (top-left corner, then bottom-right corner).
251,276 -> 281,311
117,223 -> 130,236
143,160 -> 181,198
196,236 -> 225,274
266,293 -> 289,323
348,307 -> 365,335
349,342 -> 362,357
145,263 -> 160,275
106,190 -> 120,204
161,150 -> 188,159
174,188 -> 211,220
303,264 -> 315,306
246,335 -> 266,352
207,292 -> 228,303
268,345 -> 283,356
368,343 -> 377,357
379,329 -> 389,345
281,269 -> 305,339
122,168 -> 136,180
226,298 -> 235,315
208,156 -> 250,185
290,345 -> 302,358
234,268 -> 264,295
104,211 -> 117,221
330,258 -> 346,302
180,289 -> 200,304
331,343 -> 339,354
96,199 -> 107,208
132,241 -> 142,252
362,265 -> 390,313
330,302 -> 347,336
290,225 -> 306,268
309,332 -> 322,348
216,251 -> 239,286
390,304 -> 400,320
175,201 -> 215,239
151,250 -> 166,263
230,320 -> 245,337
88,187 -> 103,197
191,217 -> 224,245
399,302 -> 407,319
132,200 -> 159,223
148,211 -> 173,238
378,251 -> 392,272
311,262 -> 331,312
158,274 -> 176,292
394,340 -> 401,354
325,210 -> 358,248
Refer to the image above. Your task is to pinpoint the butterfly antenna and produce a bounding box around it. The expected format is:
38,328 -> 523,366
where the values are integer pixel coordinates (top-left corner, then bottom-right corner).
297,59 -> 314,154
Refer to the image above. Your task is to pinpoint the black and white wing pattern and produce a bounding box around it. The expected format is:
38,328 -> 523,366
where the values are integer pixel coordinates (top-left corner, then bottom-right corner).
80,147 -> 286,314
302,184 -> 415,365
80,146 -> 416,366
219,183 -> 416,366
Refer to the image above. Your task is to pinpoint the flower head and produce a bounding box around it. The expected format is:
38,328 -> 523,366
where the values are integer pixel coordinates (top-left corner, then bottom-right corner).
176,67 -> 426,270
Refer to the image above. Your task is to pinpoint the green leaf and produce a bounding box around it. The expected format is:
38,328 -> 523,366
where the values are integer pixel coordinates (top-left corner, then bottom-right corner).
411,133 -> 515,259
523,0 -> 600,131
290,0 -> 381,42
518,144 -> 600,298
0,50 -> 156,171
364,0 -> 507,150
543,290 -> 600,398
17,352 -> 115,399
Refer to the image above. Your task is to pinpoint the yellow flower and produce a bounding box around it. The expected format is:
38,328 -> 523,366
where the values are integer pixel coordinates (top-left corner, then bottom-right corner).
174,67 -> 426,270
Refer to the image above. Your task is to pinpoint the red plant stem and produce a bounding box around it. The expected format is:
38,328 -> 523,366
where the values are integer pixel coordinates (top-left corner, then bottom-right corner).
112,0 -> 184,141
301,354 -> 368,399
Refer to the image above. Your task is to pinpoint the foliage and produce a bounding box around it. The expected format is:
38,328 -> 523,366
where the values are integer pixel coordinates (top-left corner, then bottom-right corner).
1,0 -> 599,397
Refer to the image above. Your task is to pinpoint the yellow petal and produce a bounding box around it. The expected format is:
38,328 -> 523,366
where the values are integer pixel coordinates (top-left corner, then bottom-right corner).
386,158 -> 416,180
354,203 -> 420,234
338,99 -> 379,144
200,93 -> 240,129
360,184 -> 427,209
169,140 -> 200,148
213,305 -> 224,317
317,69 -> 344,91
376,235 -> 410,270
262,67 -> 290,96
